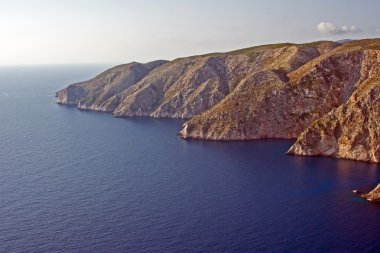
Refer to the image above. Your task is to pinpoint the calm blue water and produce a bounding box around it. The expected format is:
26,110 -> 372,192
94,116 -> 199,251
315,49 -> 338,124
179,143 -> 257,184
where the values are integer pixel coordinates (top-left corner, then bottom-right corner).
0,65 -> 380,252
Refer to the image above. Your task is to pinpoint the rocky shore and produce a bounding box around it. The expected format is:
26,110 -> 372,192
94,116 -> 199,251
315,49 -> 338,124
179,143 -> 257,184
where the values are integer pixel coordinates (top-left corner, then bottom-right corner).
361,184 -> 380,202
56,39 -> 380,163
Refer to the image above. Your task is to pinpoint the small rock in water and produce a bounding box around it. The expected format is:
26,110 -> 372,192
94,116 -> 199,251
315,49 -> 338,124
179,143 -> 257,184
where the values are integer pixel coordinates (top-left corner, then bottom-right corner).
352,190 -> 361,194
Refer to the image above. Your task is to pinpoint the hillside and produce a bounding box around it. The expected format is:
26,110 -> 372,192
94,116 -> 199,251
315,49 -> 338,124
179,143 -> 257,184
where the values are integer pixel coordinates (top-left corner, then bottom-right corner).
56,39 -> 380,163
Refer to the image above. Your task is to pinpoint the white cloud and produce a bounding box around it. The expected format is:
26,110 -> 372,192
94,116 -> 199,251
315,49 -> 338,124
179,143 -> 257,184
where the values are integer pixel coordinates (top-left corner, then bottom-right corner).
317,22 -> 362,35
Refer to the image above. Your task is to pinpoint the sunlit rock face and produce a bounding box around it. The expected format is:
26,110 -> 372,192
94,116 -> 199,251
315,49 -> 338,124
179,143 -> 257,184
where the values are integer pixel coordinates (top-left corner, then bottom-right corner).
57,39 -> 380,163
56,60 -> 168,112
288,49 -> 380,163
362,184 -> 380,201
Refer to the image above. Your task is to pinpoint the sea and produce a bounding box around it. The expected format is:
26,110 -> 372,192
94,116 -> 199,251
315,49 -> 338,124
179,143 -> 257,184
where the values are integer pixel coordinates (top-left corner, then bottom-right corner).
0,65 -> 379,252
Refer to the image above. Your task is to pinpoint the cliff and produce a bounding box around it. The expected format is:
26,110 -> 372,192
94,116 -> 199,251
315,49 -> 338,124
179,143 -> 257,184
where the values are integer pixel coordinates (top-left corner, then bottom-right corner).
287,45 -> 380,163
56,39 -> 380,163
57,42 -> 339,119
180,43 -> 360,140
56,60 -> 168,112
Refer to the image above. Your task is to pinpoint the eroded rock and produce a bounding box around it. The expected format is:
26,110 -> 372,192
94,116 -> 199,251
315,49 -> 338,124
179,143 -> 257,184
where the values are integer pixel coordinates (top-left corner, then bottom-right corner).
362,184 -> 380,202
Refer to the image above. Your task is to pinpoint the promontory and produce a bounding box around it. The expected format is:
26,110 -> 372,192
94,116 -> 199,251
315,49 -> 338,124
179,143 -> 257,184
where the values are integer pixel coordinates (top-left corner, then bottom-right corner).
56,39 -> 380,163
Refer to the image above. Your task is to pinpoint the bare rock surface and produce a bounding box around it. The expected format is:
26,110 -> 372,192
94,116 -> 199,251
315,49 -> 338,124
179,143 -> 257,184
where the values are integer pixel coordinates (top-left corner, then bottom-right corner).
288,48 -> 380,163
180,45 -> 360,140
362,184 -> 380,201
56,60 -> 168,112
57,39 -> 380,163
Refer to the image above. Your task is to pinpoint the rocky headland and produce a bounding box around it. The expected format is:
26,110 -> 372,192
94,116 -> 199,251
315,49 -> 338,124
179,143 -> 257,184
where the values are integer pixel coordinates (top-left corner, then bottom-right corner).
56,39 -> 380,163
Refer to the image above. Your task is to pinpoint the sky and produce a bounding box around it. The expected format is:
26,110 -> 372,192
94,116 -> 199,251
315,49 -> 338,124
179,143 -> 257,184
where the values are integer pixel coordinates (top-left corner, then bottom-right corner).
0,0 -> 379,65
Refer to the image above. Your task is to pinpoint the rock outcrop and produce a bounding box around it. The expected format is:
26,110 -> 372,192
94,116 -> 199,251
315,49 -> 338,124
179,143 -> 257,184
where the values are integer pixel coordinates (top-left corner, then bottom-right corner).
57,42 -> 339,119
362,184 -> 380,202
180,45 -> 361,140
112,43 -> 337,119
56,60 -> 168,112
287,48 -> 380,163
57,39 -> 380,163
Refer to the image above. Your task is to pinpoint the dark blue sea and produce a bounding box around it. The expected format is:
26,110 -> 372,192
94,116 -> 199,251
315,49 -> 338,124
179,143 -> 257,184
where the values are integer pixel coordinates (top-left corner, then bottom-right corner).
0,65 -> 380,253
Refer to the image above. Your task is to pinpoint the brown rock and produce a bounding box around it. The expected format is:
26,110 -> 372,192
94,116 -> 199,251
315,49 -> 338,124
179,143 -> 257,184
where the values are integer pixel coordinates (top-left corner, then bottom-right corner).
288,49 -> 380,163
56,60 -> 168,112
361,184 -> 380,202
180,42 -> 358,140
56,39 -> 380,163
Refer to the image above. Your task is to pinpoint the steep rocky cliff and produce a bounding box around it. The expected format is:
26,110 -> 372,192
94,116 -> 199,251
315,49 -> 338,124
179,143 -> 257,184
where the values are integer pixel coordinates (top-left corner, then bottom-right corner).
57,39 -> 380,163
112,42 -> 338,119
179,46 -> 361,140
288,49 -> 380,163
56,60 -> 168,112
57,42 -> 339,119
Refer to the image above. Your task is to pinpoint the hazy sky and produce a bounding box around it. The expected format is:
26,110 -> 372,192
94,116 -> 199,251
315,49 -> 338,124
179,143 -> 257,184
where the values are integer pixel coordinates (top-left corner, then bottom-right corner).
1,0 -> 379,65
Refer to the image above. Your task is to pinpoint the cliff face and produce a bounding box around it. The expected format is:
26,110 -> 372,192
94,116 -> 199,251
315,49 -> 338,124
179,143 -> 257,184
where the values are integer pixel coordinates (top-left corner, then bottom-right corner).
112,55 -> 235,118
180,49 -> 362,140
56,60 -> 168,112
57,42 -> 338,119
288,50 -> 380,163
57,39 -> 380,163
112,43 -> 336,119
